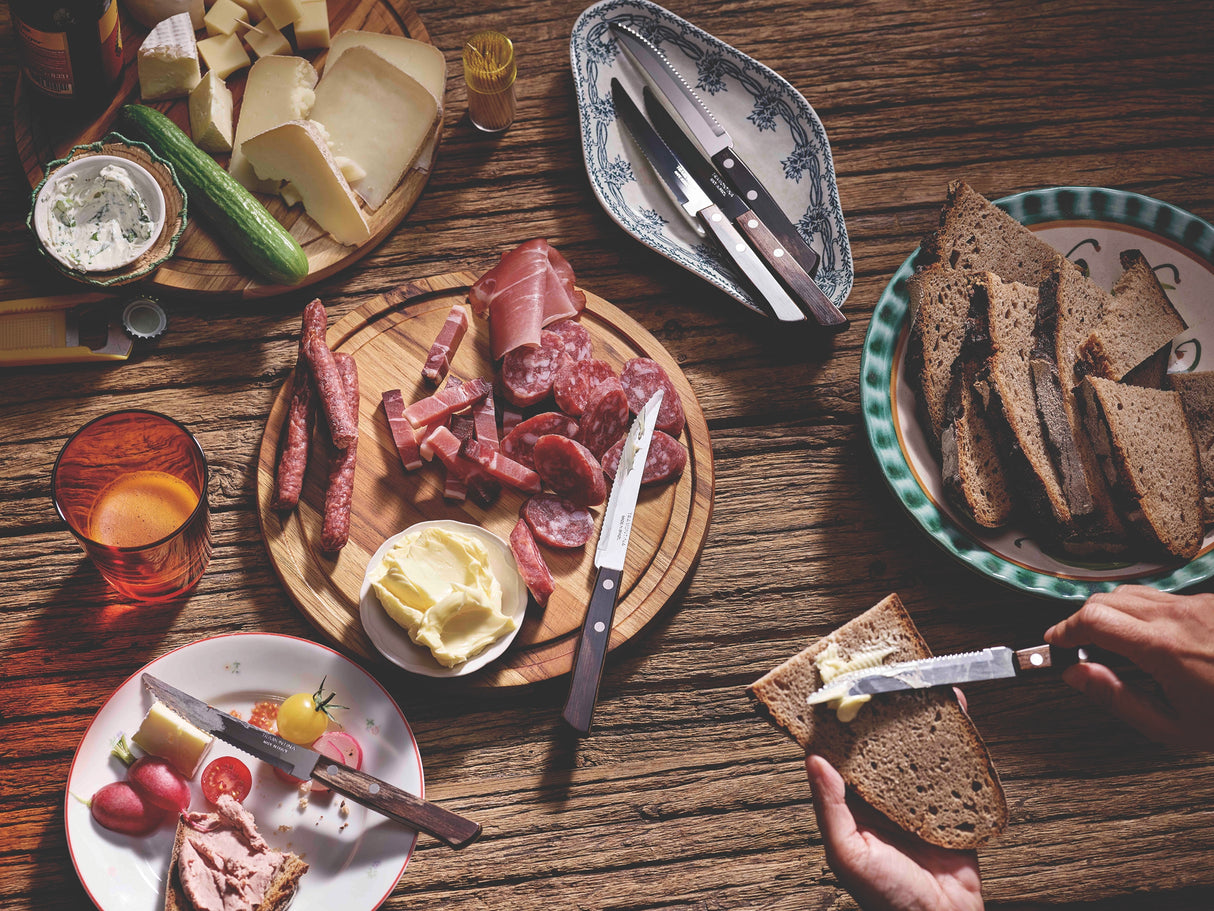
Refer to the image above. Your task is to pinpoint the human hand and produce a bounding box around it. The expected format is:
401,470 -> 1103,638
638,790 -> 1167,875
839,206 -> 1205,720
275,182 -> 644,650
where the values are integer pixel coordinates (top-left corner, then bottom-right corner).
805,754 -> 985,911
1044,585 -> 1214,751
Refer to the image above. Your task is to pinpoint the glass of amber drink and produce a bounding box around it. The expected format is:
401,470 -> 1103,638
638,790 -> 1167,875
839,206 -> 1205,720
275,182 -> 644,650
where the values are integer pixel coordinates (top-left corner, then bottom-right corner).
52,410 -> 212,601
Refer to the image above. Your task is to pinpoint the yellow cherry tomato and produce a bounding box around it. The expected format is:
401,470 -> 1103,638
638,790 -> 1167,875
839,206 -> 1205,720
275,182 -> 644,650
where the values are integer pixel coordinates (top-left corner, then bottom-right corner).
276,677 -> 344,745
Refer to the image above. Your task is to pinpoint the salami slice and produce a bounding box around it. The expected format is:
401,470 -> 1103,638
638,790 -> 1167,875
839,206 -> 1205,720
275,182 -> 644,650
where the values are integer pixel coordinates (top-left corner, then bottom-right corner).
575,377 -> 630,460
523,494 -> 594,549
509,519 -> 555,607
532,434 -> 607,507
500,412 -> 579,469
601,430 -> 688,486
553,358 -> 616,417
500,331 -> 570,407
545,319 -> 592,362
621,357 -> 686,436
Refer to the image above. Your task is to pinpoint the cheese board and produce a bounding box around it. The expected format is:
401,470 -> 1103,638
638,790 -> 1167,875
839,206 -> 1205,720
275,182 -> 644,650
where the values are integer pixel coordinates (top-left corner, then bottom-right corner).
255,272 -> 715,686
14,0 -> 442,299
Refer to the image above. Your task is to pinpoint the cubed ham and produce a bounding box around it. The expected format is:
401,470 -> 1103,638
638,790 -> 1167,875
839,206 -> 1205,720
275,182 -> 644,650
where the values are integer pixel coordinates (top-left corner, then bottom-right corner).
463,439 -> 542,494
404,377 -> 491,429
422,305 -> 470,386
382,389 -> 423,471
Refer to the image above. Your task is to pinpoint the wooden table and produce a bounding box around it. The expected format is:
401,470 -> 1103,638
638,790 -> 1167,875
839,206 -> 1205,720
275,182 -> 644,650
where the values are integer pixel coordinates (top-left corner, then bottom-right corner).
4,1 -> 1213,908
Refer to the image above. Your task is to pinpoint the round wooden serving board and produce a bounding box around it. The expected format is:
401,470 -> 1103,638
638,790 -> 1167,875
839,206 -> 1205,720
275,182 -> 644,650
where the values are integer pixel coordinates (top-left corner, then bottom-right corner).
14,0 -> 440,299
255,273 -> 715,686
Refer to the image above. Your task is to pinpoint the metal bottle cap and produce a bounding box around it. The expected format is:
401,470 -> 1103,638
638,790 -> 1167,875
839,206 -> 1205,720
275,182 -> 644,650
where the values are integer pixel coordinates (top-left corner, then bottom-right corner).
122,297 -> 168,340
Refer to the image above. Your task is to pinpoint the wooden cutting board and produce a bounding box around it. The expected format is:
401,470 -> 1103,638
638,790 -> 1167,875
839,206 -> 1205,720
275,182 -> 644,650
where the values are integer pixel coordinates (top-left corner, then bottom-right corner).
13,0 -> 439,299
255,273 -> 715,686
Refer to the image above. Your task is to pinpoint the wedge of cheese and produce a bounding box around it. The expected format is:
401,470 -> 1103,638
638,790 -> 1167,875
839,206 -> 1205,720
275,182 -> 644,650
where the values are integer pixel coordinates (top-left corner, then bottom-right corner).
243,120 -> 370,245
137,12 -> 201,100
309,47 -> 439,210
189,70 -> 234,153
229,55 -> 318,193
325,30 -> 446,104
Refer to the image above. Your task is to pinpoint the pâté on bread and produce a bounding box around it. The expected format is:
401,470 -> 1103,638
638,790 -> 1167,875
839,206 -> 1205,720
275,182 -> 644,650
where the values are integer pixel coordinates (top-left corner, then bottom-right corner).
747,593 -> 1009,850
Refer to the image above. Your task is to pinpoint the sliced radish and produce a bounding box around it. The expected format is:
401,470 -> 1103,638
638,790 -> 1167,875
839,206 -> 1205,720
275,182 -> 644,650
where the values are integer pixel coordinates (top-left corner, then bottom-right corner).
307,731 -> 364,795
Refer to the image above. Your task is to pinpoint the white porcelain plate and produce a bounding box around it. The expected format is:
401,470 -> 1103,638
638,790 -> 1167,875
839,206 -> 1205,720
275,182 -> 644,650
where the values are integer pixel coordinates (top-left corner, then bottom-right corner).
65,633 -> 422,911
360,520 -> 529,677
570,0 -> 853,316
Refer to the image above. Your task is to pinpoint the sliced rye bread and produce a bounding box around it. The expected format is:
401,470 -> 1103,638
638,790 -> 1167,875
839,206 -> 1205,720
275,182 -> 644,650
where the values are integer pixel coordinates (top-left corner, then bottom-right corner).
747,593 -> 1008,850
919,180 -> 1067,285
907,265 -> 979,443
941,342 -> 1014,528
1077,249 -> 1187,385
165,811 -> 309,911
1166,371 -> 1214,526
1078,376 -> 1203,560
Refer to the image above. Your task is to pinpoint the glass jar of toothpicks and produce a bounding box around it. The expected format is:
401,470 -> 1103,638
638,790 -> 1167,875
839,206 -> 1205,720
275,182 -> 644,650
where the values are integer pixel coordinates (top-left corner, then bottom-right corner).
463,30 -> 517,133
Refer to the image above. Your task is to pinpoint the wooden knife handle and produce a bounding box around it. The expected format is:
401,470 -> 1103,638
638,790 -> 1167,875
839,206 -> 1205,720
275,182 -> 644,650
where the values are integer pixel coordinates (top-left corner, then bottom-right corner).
1014,644 -> 1128,673
562,565 -> 624,735
310,762 -> 482,849
731,209 -> 848,330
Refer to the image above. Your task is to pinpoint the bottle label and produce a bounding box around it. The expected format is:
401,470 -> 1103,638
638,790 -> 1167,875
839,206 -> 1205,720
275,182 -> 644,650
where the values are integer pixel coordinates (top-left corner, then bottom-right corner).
98,1 -> 124,84
15,20 -> 74,98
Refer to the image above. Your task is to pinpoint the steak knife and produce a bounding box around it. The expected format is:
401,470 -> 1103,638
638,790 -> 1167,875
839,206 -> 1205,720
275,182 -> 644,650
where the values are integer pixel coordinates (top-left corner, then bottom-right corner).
610,79 -> 805,323
141,673 -> 482,849
806,645 -> 1123,706
641,86 -> 846,331
562,390 -> 663,735
610,22 -> 824,281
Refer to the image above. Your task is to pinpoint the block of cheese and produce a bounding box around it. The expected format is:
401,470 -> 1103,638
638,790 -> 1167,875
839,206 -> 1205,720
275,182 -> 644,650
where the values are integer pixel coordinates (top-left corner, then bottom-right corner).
203,0 -> 245,36
229,0 -> 265,21
131,701 -> 214,778
294,0 -> 330,50
229,55 -> 318,193
259,0 -> 303,29
244,20 -> 291,57
188,70 -> 234,153
137,12 -> 201,100
309,46 -> 439,210
326,30 -> 446,105
197,32 -> 250,79
243,120 -> 370,245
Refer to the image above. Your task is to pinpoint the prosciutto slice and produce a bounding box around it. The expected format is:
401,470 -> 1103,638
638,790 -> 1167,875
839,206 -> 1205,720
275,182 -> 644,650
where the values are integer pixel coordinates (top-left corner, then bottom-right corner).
468,239 -> 586,361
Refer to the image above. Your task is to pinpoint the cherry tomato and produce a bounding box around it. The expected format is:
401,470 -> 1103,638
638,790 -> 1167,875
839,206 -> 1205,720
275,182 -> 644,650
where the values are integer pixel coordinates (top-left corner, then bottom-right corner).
276,677 -> 344,745
201,757 -> 253,805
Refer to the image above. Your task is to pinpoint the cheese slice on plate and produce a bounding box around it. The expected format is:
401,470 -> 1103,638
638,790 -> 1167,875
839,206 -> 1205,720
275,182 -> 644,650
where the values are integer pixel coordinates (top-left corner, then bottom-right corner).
326,30 -> 446,104
229,55 -> 318,193
309,46 -> 440,210
189,70 -> 234,153
243,119 -> 371,245
137,12 -> 201,100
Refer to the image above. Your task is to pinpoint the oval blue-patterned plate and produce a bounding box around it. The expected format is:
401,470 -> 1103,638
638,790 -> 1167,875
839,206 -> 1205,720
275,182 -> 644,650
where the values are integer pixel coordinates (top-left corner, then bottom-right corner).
862,186 -> 1214,601
570,0 -> 852,315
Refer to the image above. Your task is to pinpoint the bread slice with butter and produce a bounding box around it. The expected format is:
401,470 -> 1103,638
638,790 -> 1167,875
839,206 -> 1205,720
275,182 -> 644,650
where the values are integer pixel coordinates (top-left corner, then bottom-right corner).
747,593 -> 1008,850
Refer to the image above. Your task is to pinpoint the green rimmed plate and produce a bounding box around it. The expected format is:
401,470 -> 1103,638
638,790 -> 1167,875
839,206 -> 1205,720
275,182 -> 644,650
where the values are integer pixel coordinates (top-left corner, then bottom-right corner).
862,186 -> 1214,601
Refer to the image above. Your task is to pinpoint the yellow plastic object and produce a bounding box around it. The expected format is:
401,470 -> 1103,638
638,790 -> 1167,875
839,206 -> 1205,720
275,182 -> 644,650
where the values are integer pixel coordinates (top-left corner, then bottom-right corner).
0,294 -> 134,366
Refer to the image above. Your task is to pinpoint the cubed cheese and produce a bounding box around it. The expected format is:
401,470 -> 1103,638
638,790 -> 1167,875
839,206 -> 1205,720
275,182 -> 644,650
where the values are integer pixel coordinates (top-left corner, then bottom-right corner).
189,70 -> 234,152
130,701 -> 214,778
258,0 -> 302,29
243,20 -> 291,58
325,30 -> 446,105
197,32 -> 250,79
243,119 -> 370,245
294,1 -> 330,50
229,0 -> 265,20
310,46 -> 439,209
137,12 -> 201,100
203,0 -> 245,36
229,55 -> 318,192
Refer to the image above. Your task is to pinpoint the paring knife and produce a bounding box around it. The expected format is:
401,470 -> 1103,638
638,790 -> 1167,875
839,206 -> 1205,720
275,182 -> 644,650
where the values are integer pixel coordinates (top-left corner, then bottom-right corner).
562,390 -> 663,735
610,22 -> 825,282
141,673 -> 482,849
806,645 -> 1122,706
610,79 -> 805,323
641,86 -> 846,331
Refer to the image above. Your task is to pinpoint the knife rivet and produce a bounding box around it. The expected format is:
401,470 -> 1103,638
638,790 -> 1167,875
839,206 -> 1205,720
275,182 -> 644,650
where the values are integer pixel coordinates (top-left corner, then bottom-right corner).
368,781 -> 380,794
722,157 -> 735,169
1031,652 -> 1045,666
711,212 -> 722,223
603,578 -> 614,591
773,248 -> 784,257
747,218 -> 758,229
735,242 -> 746,253
746,190 -> 758,201
594,621 -> 607,633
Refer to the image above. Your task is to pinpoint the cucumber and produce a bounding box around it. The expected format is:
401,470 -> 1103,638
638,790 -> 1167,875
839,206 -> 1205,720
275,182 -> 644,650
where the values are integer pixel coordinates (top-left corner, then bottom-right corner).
117,104 -> 310,286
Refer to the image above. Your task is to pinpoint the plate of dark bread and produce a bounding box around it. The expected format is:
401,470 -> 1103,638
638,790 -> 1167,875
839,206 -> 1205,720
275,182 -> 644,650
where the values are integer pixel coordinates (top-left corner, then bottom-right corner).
862,182 -> 1214,601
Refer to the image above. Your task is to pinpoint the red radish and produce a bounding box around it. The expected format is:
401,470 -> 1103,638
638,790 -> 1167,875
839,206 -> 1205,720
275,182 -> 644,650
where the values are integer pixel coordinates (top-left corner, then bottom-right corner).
306,731 -> 364,795
90,781 -> 167,835
126,756 -> 191,812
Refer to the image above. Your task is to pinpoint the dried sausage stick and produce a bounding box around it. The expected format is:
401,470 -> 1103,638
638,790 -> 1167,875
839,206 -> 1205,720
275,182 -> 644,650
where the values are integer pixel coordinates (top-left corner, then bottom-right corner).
272,341 -> 315,510
321,353 -> 359,552
302,299 -> 358,449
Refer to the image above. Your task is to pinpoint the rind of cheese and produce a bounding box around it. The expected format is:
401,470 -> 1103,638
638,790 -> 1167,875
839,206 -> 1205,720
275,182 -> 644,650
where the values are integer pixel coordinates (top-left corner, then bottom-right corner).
197,33 -> 250,80
294,1 -> 330,50
309,46 -> 440,210
229,55 -> 318,193
131,701 -> 214,778
259,0 -> 303,29
137,12 -> 202,100
189,70 -> 235,153
203,0 -> 245,36
243,119 -> 370,245
244,21 -> 291,58
325,30 -> 446,105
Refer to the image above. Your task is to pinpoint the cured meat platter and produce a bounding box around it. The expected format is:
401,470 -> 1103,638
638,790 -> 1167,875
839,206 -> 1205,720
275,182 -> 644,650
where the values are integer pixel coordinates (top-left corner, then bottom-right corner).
13,0 -> 440,299
255,272 -> 714,686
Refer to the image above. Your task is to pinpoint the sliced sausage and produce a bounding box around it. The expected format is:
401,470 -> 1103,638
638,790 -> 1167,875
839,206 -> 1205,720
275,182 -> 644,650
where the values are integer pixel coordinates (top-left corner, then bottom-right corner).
523,494 -> 594,549
500,412 -> 580,469
621,357 -> 686,436
532,435 -> 607,507
601,430 -> 688,486
575,377 -> 630,460
553,358 -> 617,417
545,319 -> 593,362
500,332 -> 570,407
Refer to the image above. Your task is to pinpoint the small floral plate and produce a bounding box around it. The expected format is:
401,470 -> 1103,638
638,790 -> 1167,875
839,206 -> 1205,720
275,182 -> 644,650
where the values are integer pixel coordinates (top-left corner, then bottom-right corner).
571,0 -> 852,315
862,186 -> 1214,602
